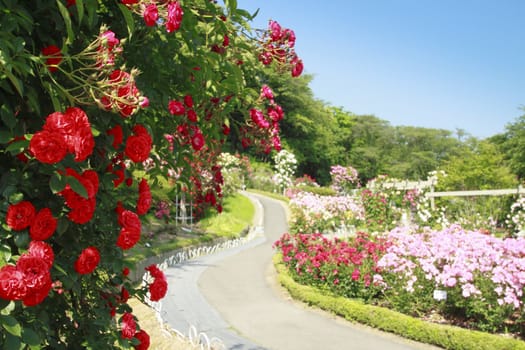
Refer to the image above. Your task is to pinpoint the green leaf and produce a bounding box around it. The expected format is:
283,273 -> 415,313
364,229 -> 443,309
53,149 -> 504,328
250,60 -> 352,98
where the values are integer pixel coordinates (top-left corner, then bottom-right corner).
225,0 -> 238,15
0,130 -> 11,144
66,175 -> 88,199
56,218 -> 69,236
118,4 -> 135,39
3,70 -> 23,97
0,104 -> 16,130
49,172 -> 67,194
0,244 -> 12,265
5,139 -> 28,155
14,232 -> 29,249
42,82 -> 63,112
4,332 -> 21,350
1,315 -> 22,337
56,0 -> 74,46
21,328 -> 40,346
0,299 -> 10,313
0,301 -> 14,316
75,0 -> 84,24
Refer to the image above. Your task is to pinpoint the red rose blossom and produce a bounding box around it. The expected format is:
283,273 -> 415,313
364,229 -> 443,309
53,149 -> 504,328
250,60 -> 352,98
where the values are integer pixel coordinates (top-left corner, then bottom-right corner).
184,95 -> 194,108
67,197 -> 96,224
28,240 -> 55,269
125,134 -> 152,163
41,45 -> 62,72
29,208 -> 57,241
107,124 -> 124,149
143,4 -> 158,26
166,1 -> 183,33
118,210 -> 141,231
120,312 -> 136,339
191,132 -> 205,151
6,201 -> 36,231
29,130 -> 68,164
168,100 -> 185,115
137,179 -> 152,215
17,254 -> 52,306
145,264 -> 163,279
74,246 -> 101,274
134,329 -> 150,350
0,265 -> 27,301
148,276 -> 168,302
116,226 -> 141,250
42,107 -> 94,162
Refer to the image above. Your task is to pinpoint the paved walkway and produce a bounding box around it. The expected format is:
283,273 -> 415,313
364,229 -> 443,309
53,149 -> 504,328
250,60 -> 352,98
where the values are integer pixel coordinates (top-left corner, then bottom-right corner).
163,193 -> 441,350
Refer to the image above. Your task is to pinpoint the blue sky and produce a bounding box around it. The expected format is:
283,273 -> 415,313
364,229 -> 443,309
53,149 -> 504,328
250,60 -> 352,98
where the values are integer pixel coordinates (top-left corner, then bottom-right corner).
242,0 -> 525,138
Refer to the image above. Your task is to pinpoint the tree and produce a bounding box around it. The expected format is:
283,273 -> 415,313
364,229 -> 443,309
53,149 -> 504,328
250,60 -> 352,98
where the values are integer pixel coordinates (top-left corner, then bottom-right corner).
494,113 -> 525,179
437,139 -> 517,190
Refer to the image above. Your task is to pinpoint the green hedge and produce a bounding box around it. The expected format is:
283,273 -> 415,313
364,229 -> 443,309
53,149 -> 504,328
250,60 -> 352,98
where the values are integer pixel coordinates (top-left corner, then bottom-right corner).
273,254 -> 525,350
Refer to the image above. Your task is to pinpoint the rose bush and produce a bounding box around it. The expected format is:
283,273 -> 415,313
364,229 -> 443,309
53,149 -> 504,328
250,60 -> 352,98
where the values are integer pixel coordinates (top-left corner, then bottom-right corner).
0,0 -> 302,348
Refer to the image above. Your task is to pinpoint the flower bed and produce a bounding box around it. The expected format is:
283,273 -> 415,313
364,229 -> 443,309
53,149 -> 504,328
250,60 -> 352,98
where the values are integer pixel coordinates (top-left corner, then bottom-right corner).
275,226 -> 525,338
287,191 -> 364,234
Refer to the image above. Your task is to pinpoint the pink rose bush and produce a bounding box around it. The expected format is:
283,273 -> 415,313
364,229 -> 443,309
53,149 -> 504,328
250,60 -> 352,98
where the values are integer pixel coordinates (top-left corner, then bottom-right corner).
377,225 -> 525,333
275,223 -> 525,335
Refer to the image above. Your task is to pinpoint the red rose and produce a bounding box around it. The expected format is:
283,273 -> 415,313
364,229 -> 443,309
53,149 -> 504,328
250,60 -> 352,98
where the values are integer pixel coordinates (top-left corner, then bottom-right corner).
67,197 -> 96,224
142,4 -> 158,26
166,1 -> 183,33
168,100 -> 185,115
191,132 -> 205,151
145,264 -> 163,279
43,107 -> 94,162
136,179 -> 152,215
122,267 -> 130,277
0,265 -> 27,301
17,254 -> 52,306
74,246 -> 101,274
134,330 -> 150,350
120,286 -> 130,303
29,208 -> 57,241
22,272 -> 52,307
120,312 -> 136,339
41,45 -> 62,72
29,130 -> 68,164
107,124 -> 124,149
113,168 -> 125,188
148,277 -> 168,302
116,226 -> 141,250
184,95 -> 194,108
118,210 -> 141,231
6,201 -> 36,231
125,134 -> 152,162
187,109 -> 198,122
28,240 -> 55,269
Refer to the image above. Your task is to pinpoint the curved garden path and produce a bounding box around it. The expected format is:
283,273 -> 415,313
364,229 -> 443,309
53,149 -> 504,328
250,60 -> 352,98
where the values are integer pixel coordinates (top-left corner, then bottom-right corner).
163,193 -> 441,350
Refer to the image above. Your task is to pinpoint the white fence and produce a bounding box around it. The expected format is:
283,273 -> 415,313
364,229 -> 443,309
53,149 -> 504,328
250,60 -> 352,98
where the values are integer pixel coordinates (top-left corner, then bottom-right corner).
373,180 -> 524,210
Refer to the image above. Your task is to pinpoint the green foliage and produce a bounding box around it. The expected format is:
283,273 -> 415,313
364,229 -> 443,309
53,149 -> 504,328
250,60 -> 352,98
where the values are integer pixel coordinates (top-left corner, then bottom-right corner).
495,113 -> 525,180
437,139 -> 517,191
197,193 -> 254,238
0,0 -> 296,347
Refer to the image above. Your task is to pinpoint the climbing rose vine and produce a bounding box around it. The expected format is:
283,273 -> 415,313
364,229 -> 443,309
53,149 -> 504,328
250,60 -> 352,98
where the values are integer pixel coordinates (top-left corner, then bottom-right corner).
0,0 -> 302,348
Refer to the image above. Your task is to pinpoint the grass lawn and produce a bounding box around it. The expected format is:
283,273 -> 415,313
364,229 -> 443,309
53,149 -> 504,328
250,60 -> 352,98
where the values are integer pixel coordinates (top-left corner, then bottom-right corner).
126,192 -> 254,264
